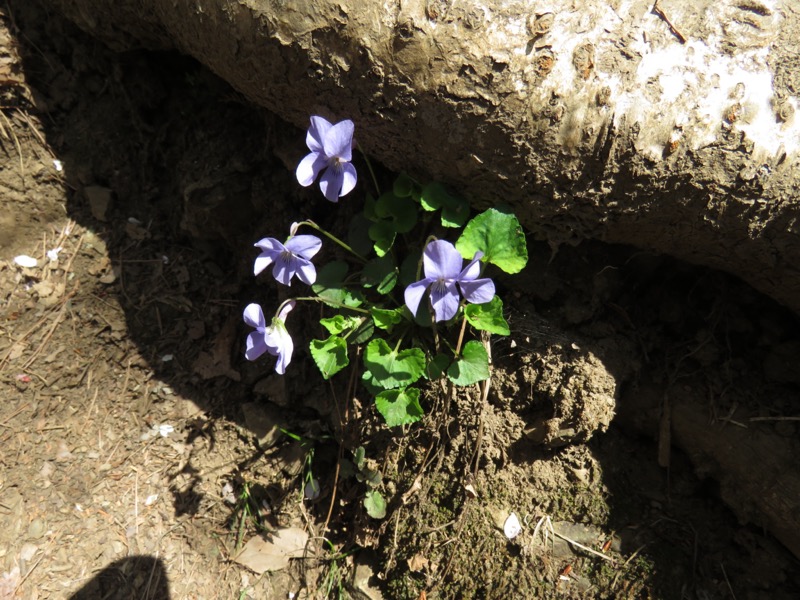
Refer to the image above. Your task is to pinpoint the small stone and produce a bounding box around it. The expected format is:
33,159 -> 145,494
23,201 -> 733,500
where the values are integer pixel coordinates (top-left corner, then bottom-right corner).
253,375 -> 288,406
241,401 -> 283,449
27,518 -> 46,539
85,185 -> 113,222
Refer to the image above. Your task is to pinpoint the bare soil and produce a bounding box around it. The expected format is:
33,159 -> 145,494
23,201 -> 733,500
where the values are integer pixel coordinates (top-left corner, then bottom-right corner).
1,2 -> 799,599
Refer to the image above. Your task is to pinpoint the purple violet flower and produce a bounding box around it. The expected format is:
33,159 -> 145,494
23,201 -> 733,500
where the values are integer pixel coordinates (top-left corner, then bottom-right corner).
296,116 -> 357,203
254,230 -> 322,286
404,240 -> 496,322
243,301 -> 295,374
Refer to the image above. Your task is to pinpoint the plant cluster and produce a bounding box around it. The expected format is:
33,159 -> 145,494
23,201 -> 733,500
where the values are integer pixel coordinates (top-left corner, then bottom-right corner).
243,116 -> 528,427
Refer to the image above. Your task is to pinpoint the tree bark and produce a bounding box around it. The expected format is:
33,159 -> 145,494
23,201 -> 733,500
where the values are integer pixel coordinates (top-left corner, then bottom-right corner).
43,0 -> 800,314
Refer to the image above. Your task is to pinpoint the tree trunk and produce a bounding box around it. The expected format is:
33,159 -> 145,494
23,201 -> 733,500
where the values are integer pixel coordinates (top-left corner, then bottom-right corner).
617,377 -> 800,562
43,0 -> 800,314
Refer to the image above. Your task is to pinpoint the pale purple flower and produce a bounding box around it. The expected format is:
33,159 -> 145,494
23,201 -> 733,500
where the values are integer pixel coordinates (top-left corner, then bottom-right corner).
243,301 -> 296,374
404,240 -> 495,322
296,116 -> 357,203
254,231 -> 321,286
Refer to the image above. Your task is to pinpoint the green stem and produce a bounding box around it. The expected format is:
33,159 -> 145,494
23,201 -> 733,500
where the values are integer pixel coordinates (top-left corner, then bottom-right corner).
295,220 -> 367,263
357,142 -> 381,197
289,296 -> 370,315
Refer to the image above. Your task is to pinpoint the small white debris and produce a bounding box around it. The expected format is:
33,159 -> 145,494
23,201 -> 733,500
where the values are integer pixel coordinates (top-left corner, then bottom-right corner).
158,424 -> 174,438
161,354 -> 174,362
53,159 -> 63,172
47,247 -> 63,262
13,255 -> 38,268
504,512 -> 522,540
222,481 -> 237,504
144,494 -> 159,506
127,217 -> 143,225
75,504 -> 83,512
161,255 -> 169,265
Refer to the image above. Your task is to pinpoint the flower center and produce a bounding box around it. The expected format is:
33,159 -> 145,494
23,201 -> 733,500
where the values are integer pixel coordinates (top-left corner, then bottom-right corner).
279,249 -> 295,263
432,277 -> 449,293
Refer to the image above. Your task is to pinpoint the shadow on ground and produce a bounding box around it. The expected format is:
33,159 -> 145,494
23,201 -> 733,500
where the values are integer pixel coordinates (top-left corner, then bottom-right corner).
69,556 -> 170,600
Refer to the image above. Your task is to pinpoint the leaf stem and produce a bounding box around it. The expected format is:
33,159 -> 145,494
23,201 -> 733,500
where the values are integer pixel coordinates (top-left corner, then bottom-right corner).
454,312 -> 468,356
295,220 -> 368,263
356,141 -> 381,197
289,296 -> 370,315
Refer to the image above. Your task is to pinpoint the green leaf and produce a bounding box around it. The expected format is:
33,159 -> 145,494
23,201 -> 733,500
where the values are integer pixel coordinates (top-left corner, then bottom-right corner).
447,340 -> 490,386
310,336 -> 350,379
456,208 -> 528,274
350,318 -> 375,345
371,307 -> 405,331
353,446 -> 366,470
310,336 -> 349,379
362,255 -> 398,294
361,370 -> 384,395
356,461 -> 382,487
319,315 -> 361,335
419,182 -> 448,212
348,213 -> 375,257
363,193 -> 378,221
312,261 -> 364,307
393,173 -> 415,198
363,339 -> 425,389
375,193 -> 418,234
364,490 -> 387,519
419,183 -> 470,227
441,201 -> 470,228
425,353 -> 451,380
399,251 -> 422,288
464,296 -> 510,335
368,221 -> 396,257
375,387 -> 424,427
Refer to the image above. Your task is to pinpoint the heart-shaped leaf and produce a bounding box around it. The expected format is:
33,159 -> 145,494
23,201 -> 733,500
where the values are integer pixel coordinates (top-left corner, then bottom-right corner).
375,192 -> 417,234
393,173 -> 416,198
363,338 -> 425,390
447,340 -> 490,386
371,307 -> 405,331
456,208 -> 528,274
375,387 -> 424,427
364,490 -> 387,519
362,255 -> 398,295
368,220 -> 396,257
319,315 -> 362,335
310,335 -> 349,379
425,353 -> 451,380
419,182 -> 470,227
312,261 -> 364,307
464,296 -> 510,335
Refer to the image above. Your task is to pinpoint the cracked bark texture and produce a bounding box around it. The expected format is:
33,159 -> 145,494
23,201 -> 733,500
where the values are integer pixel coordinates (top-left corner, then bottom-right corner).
46,0 -> 800,313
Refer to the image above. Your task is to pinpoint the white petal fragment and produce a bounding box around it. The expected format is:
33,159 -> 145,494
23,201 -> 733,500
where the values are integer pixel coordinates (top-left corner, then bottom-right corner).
504,512 -> 522,540
14,255 -> 38,268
